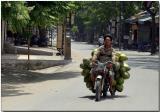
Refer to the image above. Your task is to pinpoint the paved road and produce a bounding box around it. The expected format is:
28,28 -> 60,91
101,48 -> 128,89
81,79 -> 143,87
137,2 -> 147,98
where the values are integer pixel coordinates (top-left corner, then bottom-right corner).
2,41 -> 159,111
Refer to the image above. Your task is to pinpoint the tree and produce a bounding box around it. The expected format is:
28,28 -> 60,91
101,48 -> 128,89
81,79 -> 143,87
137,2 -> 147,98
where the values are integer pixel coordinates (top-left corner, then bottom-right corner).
1,1 -> 78,69
1,1 -> 30,33
74,1 -> 143,43
27,1 -> 77,44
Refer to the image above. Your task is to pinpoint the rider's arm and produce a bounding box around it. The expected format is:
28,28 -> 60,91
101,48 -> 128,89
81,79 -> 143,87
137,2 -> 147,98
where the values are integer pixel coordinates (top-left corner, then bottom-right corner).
92,48 -> 100,63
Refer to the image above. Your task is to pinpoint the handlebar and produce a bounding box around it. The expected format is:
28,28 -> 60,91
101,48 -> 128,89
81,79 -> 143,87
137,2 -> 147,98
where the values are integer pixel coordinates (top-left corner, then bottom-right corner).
95,60 -> 113,65
92,60 -> 113,68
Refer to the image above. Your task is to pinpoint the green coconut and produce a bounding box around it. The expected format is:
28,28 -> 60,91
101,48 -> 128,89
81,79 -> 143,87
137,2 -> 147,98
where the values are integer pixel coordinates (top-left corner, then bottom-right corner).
116,84 -> 124,92
120,62 -> 131,72
112,79 -> 117,86
91,48 -> 98,57
83,69 -> 90,76
120,66 -> 126,75
117,77 -> 124,85
121,72 -> 130,79
84,75 -> 91,82
115,62 -> 121,71
83,59 -> 91,69
115,52 -> 122,57
119,53 -> 128,62
115,72 -> 121,79
115,56 -> 119,62
123,63 -> 131,71
86,81 -> 93,89
80,63 -> 85,69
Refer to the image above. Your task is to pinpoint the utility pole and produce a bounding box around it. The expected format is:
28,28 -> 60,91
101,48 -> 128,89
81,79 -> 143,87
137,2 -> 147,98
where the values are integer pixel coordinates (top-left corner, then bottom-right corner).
64,12 -> 72,60
57,24 -> 64,55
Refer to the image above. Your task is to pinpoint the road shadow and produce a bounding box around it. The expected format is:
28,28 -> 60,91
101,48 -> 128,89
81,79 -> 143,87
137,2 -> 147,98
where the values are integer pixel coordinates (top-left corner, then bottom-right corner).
79,94 -> 128,101
2,70 -> 80,84
128,56 -> 159,71
2,70 -> 80,97
1,84 -> 32,97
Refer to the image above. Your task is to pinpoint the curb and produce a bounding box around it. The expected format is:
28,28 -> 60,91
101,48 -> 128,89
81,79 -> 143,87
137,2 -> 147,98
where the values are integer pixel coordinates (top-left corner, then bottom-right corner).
2,59 -> 72,71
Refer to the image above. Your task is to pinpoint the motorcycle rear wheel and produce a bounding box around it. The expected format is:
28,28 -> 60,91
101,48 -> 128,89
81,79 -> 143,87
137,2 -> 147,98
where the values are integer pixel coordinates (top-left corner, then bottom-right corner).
103,83 -> 108,97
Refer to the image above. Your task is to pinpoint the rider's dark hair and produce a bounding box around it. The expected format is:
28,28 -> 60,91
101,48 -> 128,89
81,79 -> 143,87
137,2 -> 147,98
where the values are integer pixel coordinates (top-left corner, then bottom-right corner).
104,34 -> 112,41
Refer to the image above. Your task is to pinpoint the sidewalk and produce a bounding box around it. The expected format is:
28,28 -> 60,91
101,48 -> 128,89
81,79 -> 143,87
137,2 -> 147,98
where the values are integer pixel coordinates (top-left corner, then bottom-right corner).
1,46 -> 71,71
118,49 -> 159,57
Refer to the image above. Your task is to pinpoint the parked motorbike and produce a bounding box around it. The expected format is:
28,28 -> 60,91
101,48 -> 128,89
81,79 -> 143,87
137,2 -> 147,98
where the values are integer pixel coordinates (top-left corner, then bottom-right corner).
92,60 -> 116,101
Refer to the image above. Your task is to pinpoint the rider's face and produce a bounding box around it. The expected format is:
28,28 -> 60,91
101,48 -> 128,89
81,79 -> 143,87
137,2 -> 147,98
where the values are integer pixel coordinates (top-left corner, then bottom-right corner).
104,37 -> 112,46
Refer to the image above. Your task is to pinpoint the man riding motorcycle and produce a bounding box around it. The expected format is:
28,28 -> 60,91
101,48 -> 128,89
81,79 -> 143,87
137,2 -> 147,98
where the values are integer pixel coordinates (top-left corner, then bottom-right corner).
90,34 -> 117,95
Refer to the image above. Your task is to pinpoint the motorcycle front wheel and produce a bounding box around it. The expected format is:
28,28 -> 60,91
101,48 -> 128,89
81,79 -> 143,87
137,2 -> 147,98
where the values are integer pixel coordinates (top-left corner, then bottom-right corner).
95,80 -> 102,101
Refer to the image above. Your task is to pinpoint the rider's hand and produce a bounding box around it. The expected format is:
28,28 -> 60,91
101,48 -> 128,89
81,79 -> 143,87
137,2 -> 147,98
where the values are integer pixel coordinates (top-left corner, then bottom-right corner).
92,60 -> 98,66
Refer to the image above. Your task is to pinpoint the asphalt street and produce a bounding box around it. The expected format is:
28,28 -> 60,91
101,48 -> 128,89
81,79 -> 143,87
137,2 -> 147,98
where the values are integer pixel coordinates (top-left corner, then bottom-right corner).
2,41 -> 159,111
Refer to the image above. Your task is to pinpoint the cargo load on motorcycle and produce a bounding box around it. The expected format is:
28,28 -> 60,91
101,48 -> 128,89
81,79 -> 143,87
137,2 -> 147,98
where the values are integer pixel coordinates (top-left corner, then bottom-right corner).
80,49 -> 131,101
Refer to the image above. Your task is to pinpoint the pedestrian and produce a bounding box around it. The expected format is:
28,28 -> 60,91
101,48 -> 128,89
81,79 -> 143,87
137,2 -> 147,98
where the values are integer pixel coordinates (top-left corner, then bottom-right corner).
98,36 -> 104,47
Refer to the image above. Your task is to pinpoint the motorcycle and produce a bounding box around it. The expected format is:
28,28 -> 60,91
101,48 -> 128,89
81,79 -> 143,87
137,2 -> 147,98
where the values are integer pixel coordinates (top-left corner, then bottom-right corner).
91,60 -> 116,101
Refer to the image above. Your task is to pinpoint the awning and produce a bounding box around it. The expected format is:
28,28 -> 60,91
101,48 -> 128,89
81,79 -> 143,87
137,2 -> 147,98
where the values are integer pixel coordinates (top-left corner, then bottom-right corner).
125,18 -> 137,24
138,17 -> 152,22
126,11 -> 159,24
138,15 -> 159,22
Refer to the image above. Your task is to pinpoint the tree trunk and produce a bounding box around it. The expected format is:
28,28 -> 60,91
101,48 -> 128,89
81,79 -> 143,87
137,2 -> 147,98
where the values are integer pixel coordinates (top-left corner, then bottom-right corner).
39,26 -> 47,38
89,29 -> 94,44
1,20 -> 6,54
151,15 -> 156,55
27,35 -> 30,70
38,26 -> 48,47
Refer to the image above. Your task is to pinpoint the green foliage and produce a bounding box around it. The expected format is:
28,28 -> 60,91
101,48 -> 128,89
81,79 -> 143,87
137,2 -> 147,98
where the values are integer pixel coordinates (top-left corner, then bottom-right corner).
74,1 -> 143,42
29,1 -> 77,28
143,1 -> 159,15
122,1 -> 143,19
1,1 -> 30,32
71,25 -> 78,33
1,1 -> 78,32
